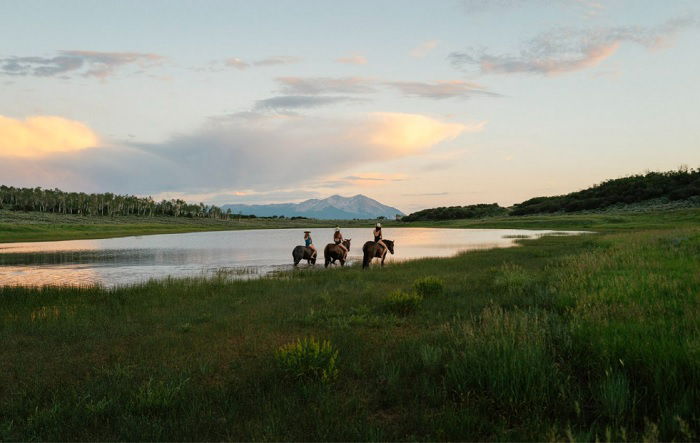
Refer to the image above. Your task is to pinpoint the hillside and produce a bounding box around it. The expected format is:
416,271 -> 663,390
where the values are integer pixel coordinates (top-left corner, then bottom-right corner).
511,169 -> 700,215
401,203 -> 508,222
402,169 -> 700,221
222,194 -> 404,220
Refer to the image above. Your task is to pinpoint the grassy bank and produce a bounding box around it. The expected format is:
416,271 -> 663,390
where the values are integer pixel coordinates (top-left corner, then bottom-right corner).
1,212 -> 698,440
3,208 -> 700,244
0,210 -> 373,243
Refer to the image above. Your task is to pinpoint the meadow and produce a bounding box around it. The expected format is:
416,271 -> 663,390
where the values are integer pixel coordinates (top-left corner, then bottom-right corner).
0,209 -> 698,440
0,210 -> 373,243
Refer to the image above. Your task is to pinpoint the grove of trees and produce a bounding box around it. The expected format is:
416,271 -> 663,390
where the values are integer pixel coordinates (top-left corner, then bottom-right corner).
0,186 -> 247,219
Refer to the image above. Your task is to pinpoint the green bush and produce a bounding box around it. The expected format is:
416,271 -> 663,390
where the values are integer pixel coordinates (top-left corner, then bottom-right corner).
384,290 -> 422,315
275,337 -> 339,383
413,277 -> 444,297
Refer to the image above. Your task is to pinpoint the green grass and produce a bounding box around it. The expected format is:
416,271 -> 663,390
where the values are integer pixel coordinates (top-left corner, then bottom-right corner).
0,210 -> 699,440
0,210 -> 374,243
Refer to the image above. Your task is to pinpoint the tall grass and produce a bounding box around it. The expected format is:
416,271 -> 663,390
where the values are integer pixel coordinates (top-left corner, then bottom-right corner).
0,214 -> 698,440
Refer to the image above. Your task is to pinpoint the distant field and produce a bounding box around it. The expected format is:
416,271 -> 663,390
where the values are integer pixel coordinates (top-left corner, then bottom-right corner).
0,210 -> 375,243
2,208 -> 699,243
1,210 -> 698,440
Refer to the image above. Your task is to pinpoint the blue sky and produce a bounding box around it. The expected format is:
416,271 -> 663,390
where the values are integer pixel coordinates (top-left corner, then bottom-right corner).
1,0 -> 698,212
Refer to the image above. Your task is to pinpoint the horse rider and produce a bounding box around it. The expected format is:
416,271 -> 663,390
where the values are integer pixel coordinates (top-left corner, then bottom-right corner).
304,231 -> 317,259
333,226 -> 348,256
373,222 -> 387,253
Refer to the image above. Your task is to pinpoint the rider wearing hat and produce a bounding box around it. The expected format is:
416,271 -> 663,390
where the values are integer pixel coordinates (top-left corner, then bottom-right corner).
373,222 -> 387,253
304,231 -> 317,259
333,226 -> 348,256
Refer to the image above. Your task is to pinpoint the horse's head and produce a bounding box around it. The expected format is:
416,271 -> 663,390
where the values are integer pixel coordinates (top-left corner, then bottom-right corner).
384,239 -> 394,254
343,238 -> 351,250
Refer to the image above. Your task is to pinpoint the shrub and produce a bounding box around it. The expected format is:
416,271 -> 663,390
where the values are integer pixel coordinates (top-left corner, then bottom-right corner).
384,290 -> 422,315
275,337 -> 339,383
413,277 -> 444,297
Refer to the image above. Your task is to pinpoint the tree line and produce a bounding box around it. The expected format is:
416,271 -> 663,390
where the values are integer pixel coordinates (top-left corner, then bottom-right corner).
401,203 -> 508,222
0,186 -> 251,219
402,168 -> 700,220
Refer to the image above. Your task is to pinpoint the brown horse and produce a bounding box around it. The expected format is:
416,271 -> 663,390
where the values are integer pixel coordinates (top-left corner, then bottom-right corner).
362,239 -> 394,269
324,239 -> 351,268
292,245 -> 316,266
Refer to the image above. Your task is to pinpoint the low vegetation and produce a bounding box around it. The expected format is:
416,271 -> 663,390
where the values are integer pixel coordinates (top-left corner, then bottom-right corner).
401,203 -> 508,221
275,337 -> 339,384
511,168 -> 700,214
1,211 -> 698,440
412,276 -> 444,297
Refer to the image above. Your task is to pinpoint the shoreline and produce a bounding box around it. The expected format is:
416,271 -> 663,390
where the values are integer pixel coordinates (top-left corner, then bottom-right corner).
1,208 -> 698,244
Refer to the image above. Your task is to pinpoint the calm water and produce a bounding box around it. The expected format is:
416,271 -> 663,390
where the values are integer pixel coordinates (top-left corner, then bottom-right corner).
0,228 -> 579,287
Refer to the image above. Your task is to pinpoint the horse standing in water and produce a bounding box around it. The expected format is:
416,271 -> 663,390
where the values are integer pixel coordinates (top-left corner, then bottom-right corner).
324,239 -> 351,267
292,246 -> 317,266
362,239 -> 394,269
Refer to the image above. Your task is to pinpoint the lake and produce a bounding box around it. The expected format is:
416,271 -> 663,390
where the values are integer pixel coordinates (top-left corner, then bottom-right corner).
0,227 -> 580,287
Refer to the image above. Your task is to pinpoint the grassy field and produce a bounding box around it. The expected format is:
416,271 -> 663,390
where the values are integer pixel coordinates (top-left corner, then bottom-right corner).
3,208 -> 700,244
0,210 -> 376,243
0,209 -> 698,440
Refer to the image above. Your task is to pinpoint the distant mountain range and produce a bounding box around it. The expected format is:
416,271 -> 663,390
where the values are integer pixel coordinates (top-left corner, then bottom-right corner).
222,194 -> 405,220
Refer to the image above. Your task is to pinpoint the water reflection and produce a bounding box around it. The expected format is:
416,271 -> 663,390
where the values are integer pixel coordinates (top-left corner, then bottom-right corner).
0,228 -> 580,288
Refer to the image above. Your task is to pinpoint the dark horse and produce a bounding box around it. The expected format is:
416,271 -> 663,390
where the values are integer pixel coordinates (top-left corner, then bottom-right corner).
324,239 -> 351,268
292,246 -> 316,266
362,239 -> 394,269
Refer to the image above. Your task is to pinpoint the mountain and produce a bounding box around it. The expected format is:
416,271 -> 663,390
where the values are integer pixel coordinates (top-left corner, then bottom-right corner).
222,194 -> 405,220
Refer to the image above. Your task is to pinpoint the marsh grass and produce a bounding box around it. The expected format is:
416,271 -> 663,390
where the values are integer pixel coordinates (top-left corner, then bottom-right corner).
413,276 -> 444,297
384,290 -> 423,315
1,210 -> 699,440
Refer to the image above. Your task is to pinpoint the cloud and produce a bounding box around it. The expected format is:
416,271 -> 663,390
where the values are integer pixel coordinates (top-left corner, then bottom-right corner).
225,57 -> 249,70
276,76 -> 377,95
363,112 -> 478,152
253,56 -> 302,66
253,95 -> 365,111
0,50 -> 164,79
385,80 -> 499,99
0,113 -> 474,195
0,115 -> 99,157
335,54 -> 368,65
409,40 -> 439,57
449,16 -> 698,75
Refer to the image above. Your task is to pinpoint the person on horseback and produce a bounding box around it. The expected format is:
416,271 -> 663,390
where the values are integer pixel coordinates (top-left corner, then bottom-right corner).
304,231 -> 317,259
333,226 -> 348,257
373,222 -> 387,253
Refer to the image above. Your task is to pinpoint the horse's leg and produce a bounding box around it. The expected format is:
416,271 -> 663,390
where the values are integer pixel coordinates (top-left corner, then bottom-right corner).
380,250 -> 387,267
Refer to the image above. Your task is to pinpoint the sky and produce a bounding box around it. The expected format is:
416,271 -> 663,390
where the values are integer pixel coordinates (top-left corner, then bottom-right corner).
1,0 -> 699,213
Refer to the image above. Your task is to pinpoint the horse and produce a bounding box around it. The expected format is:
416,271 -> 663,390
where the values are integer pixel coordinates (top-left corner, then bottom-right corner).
362,239 -> 394,269
323,239 -> 351,268
292,245 -> 317,266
